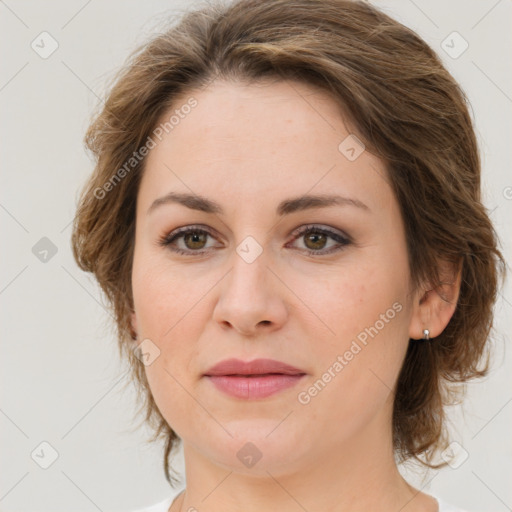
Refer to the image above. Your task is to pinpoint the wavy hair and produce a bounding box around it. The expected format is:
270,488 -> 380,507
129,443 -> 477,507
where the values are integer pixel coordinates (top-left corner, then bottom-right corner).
71,0 -> 506,485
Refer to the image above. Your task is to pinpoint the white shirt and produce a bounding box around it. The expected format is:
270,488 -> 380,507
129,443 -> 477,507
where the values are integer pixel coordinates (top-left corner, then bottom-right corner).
136,492 -> 470,512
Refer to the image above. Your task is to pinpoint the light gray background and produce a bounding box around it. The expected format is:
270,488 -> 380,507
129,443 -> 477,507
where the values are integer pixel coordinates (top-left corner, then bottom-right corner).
1,1 -> 510,511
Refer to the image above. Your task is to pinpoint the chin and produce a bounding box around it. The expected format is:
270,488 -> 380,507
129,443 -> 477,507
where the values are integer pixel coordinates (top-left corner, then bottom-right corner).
198,422 -> 309,476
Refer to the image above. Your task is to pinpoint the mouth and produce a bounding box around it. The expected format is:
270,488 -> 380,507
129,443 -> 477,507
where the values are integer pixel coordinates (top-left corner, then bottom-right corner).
203,358 -> 306,399
204,357 -> 306,376
204,373 -> 306,399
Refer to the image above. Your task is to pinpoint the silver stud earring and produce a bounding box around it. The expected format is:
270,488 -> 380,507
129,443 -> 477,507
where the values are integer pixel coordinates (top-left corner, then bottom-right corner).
423,329 -> 430,341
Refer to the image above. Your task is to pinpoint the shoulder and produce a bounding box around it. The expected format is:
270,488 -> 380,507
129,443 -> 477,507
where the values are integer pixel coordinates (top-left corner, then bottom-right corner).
430,493 -> 471,512
130,495 -> 175,512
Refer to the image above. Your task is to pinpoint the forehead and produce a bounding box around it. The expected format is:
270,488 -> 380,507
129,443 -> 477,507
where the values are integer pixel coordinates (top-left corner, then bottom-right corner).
138,78 -> 392,215
147,78 -> 350,160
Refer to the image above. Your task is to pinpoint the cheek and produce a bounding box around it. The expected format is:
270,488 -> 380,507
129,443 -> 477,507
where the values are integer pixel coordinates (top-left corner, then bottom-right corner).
291,254 -> 409,352
292,250 -> 411,406
131,246 -> 195,339
131,250 -> 211,375
131,255 -> 205,436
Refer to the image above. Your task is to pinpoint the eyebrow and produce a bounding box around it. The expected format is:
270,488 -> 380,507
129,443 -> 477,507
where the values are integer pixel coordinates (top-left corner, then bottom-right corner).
147,191 -> 370,216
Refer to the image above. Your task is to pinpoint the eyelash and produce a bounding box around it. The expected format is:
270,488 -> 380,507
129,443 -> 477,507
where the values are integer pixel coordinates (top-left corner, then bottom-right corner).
157,224 -> 351,257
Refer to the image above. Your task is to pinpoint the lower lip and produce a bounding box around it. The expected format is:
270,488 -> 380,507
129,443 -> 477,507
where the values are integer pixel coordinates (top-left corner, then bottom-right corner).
205,374 -> 306,399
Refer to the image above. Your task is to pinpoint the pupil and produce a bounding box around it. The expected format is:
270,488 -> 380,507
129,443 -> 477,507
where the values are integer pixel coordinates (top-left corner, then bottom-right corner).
186,232 -> 206,249
306,232 -> 326,250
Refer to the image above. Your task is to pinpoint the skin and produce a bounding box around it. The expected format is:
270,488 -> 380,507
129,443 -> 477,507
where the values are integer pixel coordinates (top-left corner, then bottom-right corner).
130,78 -> 461,512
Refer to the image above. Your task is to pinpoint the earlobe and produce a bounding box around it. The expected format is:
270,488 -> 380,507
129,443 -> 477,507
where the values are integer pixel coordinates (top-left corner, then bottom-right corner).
408,259 -> 462,340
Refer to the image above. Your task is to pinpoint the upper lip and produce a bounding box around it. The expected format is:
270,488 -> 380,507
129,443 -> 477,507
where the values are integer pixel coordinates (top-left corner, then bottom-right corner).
204,358 -> 306,376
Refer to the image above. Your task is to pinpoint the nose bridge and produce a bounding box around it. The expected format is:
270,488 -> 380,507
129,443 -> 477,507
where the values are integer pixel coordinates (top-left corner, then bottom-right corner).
212,233 -> 287,334
229,234 -> 270,298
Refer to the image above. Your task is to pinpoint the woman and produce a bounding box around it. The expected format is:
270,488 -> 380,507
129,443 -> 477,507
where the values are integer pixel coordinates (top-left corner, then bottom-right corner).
71,1 -> 505,511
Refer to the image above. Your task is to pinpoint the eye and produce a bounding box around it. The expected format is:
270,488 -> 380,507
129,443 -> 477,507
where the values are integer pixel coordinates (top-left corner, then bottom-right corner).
287,224 -> 351,255
157,225 -> 218,255
157,224 -> 351,256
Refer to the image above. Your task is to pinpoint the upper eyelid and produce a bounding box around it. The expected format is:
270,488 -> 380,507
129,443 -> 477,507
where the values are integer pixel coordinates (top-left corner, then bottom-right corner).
289,224 -> 350,240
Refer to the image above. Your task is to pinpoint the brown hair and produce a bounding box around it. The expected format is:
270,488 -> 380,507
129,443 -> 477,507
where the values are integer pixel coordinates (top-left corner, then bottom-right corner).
71,0 -> 506,485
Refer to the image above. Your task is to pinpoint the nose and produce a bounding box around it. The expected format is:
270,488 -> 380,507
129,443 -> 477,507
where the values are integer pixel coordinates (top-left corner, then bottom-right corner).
212,249 -> 288,337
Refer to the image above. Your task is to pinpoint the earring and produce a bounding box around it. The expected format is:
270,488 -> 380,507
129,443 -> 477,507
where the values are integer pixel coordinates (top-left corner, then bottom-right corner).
422,329 -> 430,341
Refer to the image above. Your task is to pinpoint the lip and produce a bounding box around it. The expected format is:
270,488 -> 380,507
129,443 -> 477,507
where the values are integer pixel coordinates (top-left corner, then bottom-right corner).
204,358 -> 306,376
203,358 -> 307,400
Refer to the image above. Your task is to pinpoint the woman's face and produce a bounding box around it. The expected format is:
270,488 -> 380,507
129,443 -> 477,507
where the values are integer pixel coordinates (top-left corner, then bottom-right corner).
131,78 -> 420,475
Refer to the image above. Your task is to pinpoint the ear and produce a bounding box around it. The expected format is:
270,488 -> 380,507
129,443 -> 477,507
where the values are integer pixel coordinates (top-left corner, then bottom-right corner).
408,258 -> 462,340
